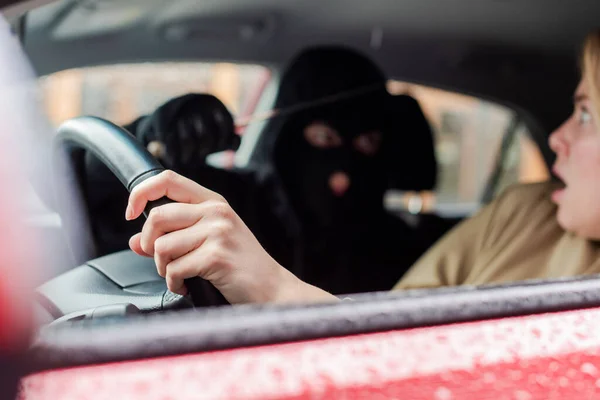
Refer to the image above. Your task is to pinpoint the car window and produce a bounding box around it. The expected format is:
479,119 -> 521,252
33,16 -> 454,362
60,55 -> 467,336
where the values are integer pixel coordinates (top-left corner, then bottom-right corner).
38,62 -> 271,131
29,62 -> 271,216
385,80 -> 550,217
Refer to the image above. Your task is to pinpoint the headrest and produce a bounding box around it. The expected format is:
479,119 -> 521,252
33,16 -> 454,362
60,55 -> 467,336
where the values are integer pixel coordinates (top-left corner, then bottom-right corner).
383,94 -> 437,191
130,93 -> 240,170
275,45 -> 387,109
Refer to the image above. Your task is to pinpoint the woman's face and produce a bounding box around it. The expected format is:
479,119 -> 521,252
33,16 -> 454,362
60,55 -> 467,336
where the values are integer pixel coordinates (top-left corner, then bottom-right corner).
550,78 -> 600,238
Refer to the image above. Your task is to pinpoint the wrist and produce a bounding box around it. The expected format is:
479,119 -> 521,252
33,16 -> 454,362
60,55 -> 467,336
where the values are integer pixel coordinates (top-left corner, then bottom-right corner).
270,265 -> 339,305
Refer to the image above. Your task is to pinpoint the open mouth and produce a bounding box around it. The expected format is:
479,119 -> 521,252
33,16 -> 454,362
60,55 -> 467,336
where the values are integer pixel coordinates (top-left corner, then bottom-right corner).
551,167 -> 567,203
551,187 -> 565,203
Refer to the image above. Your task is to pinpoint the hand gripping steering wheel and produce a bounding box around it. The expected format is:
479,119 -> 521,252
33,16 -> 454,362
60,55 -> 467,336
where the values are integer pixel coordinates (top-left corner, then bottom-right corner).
52,116 -> 228,307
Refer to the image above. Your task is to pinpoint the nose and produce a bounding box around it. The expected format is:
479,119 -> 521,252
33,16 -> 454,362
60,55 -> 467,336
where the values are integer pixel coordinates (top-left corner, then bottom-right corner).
548,119 -> 571,157
329,171 -> 350,196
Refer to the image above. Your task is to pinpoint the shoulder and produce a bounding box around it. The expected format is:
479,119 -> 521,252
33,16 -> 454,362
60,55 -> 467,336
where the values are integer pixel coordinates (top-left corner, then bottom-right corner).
478,181 -> 560,246
493,181 -> 559,215
499,181 -> 559,201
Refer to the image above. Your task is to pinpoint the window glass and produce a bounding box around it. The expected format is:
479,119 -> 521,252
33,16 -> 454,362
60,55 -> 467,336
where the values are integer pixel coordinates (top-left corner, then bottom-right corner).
31,62 -> 270,216
386,80 -> 549,216
38,62 -> 271,129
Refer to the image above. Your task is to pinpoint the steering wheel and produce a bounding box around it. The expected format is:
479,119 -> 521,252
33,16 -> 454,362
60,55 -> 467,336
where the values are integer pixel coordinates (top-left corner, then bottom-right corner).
37,116 -> 227,324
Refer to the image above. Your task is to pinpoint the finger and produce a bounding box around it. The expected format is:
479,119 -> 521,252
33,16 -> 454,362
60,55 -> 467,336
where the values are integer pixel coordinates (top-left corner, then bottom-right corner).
166,274 -> 188,296
126,170 -> 224,221
129,233 -> 151,257
139,202 -> 205,255
164,247 -> 201,295
164,244 -> 224,296
153,223 -> 209,278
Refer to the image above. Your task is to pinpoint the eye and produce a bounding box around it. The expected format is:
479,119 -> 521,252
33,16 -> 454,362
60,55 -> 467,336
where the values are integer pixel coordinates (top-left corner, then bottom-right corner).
353,131 -> 382,156
304,122 -> 342,149
578,106 -> 592,125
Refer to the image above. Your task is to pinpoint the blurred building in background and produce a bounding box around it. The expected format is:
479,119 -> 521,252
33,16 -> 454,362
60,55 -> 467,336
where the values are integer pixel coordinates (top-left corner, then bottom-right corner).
39,63 -> 269,127
387,80 -> 549,209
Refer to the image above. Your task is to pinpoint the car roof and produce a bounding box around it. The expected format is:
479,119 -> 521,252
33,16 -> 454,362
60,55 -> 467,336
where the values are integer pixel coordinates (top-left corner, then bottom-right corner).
15,0 -> 597,71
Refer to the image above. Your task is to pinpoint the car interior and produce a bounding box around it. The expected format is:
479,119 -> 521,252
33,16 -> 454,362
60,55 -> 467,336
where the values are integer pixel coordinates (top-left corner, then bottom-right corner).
5,0 -> 600,371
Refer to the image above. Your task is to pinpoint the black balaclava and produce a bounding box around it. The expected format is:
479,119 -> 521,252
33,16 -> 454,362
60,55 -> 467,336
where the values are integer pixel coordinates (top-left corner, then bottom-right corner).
271,46 -> 391,232
275,95 -> 389,230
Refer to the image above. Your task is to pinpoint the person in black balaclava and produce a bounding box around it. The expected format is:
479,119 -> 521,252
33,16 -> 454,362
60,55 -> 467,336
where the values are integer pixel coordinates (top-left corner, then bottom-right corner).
253,46 -> 433,295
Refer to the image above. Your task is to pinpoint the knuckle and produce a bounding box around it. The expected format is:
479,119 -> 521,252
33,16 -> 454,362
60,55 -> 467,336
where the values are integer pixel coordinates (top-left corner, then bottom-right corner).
154,237 -> 171,257
205,247 -> 230,270
140,234 -> 152,254
204,251 -> 222,268
161,169 -> 178,184
140,240 -> 152,255
147,206 -> 164,225
211,220 -> 234,238
214,193 -> 228,204
154,257 -> 166,278
208,201 -> 234,219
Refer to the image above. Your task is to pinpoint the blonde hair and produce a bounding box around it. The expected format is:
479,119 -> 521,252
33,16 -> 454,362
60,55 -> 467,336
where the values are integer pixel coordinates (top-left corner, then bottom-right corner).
582,31 -> 600,120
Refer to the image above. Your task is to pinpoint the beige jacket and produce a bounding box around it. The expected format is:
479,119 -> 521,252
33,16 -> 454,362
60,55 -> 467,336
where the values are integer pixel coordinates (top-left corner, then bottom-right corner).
393,182 -> 600,290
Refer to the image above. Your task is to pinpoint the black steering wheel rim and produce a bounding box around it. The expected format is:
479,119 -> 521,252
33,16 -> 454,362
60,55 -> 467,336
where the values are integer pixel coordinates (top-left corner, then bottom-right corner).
53,117 -> 162,264
52,116 -> 227,307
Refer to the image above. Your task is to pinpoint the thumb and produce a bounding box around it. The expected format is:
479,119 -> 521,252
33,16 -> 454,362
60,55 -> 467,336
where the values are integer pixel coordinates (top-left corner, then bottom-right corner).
129,233 -> 151,257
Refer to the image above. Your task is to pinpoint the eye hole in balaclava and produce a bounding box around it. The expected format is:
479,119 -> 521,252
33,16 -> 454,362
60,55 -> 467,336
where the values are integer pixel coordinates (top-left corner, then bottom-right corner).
352,131 -> 382,156
303,122 -> 343,149
303,122 -> 383,198
275,94 -> 390,230
303,122 -> 382,156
